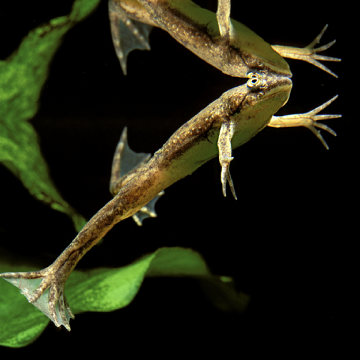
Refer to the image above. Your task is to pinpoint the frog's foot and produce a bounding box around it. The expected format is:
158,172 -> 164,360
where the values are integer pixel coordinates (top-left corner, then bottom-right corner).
109,0 -> 152,75
271,25 -> 341,77
218,121 -> 237,200
268,95 -> 341,149
132,191 -> 165,226
110,127 -> 164,225
0,267 -> 75,331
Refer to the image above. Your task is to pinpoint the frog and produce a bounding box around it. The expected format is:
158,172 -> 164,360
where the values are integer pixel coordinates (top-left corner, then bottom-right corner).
109,0 -> 340,78
0,0 -> 341,331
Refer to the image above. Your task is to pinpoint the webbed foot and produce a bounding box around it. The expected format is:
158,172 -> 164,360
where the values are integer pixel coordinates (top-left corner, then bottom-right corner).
272,24 -> 341,77
132,191 -> 165,226
110,127 -> 164,224
109,0 -> 152,75
218,121 -> 237,200
268,95 -> 341,149
0,266 -> 75,330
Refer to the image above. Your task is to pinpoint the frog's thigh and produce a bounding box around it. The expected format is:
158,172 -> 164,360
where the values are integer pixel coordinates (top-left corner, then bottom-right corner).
218,121 -> 237,199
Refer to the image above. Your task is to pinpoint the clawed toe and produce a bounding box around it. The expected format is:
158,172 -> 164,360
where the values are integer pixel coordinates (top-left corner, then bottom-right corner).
0,268 -> 74,331
272,24 -> 341,77
220,157 -> 237,200
132,191 -> 165,226
302,26 -> 341,78
268,95 -> 341,149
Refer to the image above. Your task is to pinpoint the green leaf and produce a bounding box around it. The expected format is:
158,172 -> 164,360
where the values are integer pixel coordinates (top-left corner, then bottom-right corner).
0,247 -> 249,347
0,0 -> 101,231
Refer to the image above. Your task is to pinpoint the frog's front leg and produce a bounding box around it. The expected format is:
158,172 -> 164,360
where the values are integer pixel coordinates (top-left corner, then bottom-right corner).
110,127 -> 164,225
268,95 -> 341,150
271,25 -> 341,78
218,120 -> 237,200
216,0 -> 234,39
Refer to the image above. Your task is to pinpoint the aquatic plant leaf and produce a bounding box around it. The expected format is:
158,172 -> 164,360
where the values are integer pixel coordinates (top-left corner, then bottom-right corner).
0,0 -> 101,231
0,247 -> 249,347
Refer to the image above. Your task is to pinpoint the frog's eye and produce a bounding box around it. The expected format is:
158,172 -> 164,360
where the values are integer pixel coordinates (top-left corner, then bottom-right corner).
246,72 -> 264,89
247,77 -> 260,88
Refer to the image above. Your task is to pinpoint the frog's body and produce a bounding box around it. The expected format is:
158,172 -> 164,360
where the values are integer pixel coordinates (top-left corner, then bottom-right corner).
109,0 -> 291,77
110,72 -> 292,222
0,0 -> 340,331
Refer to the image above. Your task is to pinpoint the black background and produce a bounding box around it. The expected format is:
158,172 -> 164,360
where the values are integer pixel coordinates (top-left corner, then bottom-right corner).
0,0 -> 354,355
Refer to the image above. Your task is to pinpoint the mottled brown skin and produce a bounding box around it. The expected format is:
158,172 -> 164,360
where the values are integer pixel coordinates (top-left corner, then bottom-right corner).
113,0 -> 291,77
113,0 -> 155,25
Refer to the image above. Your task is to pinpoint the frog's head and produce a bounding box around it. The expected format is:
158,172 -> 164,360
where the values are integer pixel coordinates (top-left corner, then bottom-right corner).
241,71 -> 293,115
228,71 -> 293,149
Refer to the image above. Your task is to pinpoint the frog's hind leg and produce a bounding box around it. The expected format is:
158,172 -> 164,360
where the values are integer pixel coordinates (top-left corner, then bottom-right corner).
110,127 -> 164,225
268,95 -> 341,149
109,0 -> 153,75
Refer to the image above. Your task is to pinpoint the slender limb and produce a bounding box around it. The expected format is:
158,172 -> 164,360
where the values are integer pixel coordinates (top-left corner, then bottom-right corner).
218,121 -> 237,199
268,95 -> 341,149
216,0 -> 234,40
271,25 -> 341,77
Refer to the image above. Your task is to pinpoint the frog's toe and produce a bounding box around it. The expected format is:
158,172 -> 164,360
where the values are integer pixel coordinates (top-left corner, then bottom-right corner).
48,280 -> 74,331
220,157 -> 237,200
272,24 -> 341,78
0,268 -> 74,331
268,95 -> 341,150
302,25 -> 341,78
132,191 -> 165,226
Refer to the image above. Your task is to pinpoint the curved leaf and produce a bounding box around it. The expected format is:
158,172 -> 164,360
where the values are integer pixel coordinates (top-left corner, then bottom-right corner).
0,247 -> 249,347
0,0 -> 101,231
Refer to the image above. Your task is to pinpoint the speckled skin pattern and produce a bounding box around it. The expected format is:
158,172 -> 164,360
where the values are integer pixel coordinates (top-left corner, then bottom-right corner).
0,0 -> 340,330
